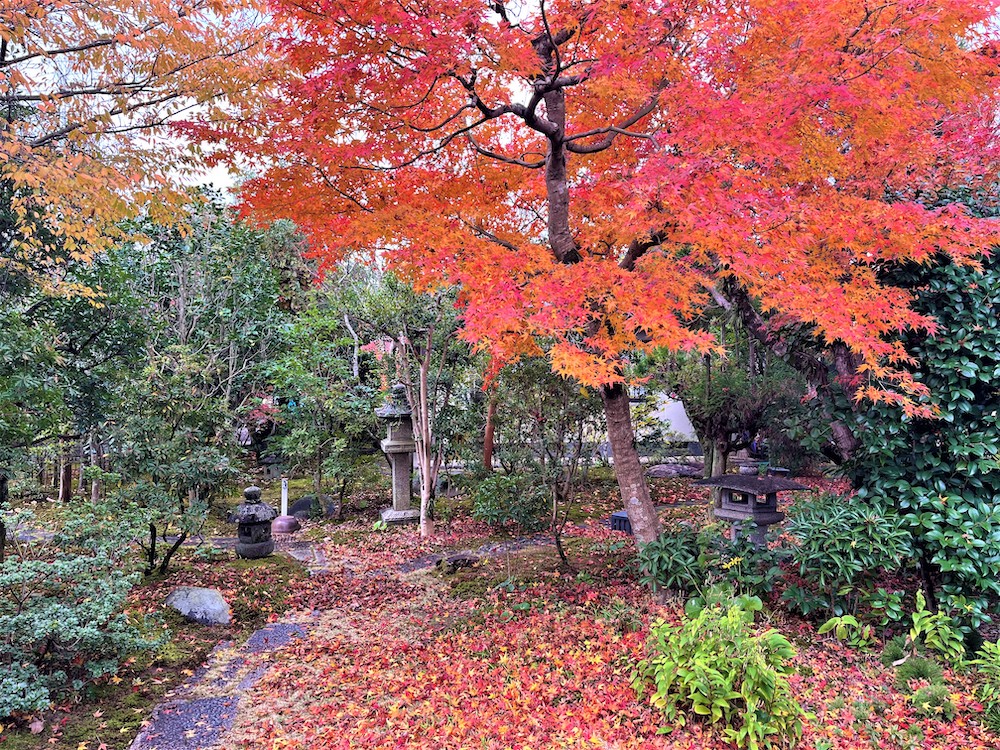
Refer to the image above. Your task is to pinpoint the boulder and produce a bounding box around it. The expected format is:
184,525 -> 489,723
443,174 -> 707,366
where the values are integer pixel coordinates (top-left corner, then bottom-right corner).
165,586 -> 231,626
290,494 -> 340,521
646,463 -> 704,478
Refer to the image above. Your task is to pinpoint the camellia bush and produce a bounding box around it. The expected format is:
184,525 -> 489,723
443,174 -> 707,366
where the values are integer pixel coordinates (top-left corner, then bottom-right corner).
847,256 -> 1000,629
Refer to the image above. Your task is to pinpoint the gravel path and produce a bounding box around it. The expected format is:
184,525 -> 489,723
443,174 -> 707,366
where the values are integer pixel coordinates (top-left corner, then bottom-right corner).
128,623 -> 308,750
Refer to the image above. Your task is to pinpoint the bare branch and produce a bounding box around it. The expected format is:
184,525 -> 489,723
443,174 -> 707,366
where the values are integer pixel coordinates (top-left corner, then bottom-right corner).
467,135 -> 545,168
565,95 -> 661,154
460,216 -> 522,252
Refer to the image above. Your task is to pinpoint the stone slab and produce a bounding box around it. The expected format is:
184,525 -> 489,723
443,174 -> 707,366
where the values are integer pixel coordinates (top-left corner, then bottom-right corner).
245,622 -> 308,652
380,507 -> 421,525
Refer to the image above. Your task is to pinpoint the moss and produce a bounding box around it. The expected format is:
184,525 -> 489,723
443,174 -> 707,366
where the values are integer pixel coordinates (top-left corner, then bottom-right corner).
881,635 -> 908,667
449,576 -> 502,600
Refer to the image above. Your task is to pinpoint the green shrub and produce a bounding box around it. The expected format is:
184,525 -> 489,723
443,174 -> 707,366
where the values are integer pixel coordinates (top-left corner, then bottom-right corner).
909,590 -> 966,664
910,684 -> 956,721
637,525 -> 702,594
633,592 -> 803,749
471,474 -> 548,531
784,494 -> 909,616
638,524 -> 783,598
0,507 -> 160,719
894,657 -> 944,691
818,615 -> 875,650
704,526 -> 785,598
846,258 -> 1000,630
973,640 -> 1000,716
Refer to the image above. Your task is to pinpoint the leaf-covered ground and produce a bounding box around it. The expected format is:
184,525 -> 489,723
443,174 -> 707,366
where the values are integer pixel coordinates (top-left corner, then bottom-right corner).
224,512 -> 996,750
4,475 -> 995,750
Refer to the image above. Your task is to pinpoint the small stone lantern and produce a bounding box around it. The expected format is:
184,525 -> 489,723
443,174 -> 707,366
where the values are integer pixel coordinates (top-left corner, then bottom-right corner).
234,485 -> 278,559
695,474 -> 809,547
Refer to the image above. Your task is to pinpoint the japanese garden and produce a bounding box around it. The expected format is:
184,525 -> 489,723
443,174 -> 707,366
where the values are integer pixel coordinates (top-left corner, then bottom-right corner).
4,1 -> 1000,749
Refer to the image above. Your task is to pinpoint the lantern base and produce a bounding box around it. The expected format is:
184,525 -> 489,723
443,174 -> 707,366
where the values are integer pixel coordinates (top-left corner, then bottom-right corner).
272,515 -> 301,534
236,540 -> 274,559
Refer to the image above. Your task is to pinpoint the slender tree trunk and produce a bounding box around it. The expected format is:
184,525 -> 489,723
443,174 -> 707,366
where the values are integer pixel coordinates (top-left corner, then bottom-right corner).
416,334 -> 435,538
0,472 -> 8,564
600,383 -> 660,544
146,523 -> 158,575
710,438 -> 729,507
58,450 -> 73,503
90,431 -> 102,503
482,395 -> 497,471
159,531 -> 187,575
76,440 -> 86,495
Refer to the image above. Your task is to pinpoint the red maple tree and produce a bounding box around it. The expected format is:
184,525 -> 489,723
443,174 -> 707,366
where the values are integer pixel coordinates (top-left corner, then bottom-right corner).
204,0 -> 1000,541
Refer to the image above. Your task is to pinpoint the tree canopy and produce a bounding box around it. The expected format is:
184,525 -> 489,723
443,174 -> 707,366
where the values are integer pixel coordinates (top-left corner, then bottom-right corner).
1,0 -> 271,290
212,0 -> 1000,405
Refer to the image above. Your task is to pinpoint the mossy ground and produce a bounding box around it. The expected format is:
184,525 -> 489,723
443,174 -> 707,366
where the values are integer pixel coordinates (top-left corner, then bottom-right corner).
0,550 -> 306,750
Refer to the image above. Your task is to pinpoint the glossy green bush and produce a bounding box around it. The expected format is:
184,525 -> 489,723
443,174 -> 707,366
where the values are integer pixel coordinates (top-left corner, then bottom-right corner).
847,258 -> 1000,628
783,494 -> 909,616
471,474 -> 549,531
633,593 -> 803,749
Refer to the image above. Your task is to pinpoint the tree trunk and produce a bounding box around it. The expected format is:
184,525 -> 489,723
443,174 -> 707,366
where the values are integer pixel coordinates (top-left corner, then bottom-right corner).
600,383 -> 660,544
76,440 -> 86,495
159,531 -> 187,575
711,440 -> 728,478
482,395 -> 497,471
0,472 -> 8,564
710,438 -> 729,507
146,523 -> 158,575
58,452 -> 73,503
702,441 -> 714,479
89,430 -> 102,503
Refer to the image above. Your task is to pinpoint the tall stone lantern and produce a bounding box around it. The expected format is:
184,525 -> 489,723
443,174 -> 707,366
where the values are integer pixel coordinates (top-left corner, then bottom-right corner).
376,384 -> 420,525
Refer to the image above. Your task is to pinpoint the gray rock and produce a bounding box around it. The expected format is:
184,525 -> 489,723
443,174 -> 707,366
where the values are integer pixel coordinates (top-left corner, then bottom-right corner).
165,587 -> 231,626
437,553 -> 480,574
647,463 -> 704,478
290,494 -> 340,520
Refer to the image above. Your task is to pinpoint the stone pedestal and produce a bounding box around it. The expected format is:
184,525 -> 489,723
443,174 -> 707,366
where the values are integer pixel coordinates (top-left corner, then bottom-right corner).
376,385 -> 420,525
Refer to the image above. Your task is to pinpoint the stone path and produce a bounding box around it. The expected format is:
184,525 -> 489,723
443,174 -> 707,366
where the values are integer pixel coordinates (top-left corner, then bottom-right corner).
129,531 -> 557,750
128,622 -> 309,750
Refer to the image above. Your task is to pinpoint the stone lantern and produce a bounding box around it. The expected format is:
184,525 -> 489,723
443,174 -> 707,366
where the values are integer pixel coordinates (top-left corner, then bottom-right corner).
234,485 -> 278,558
375,384 -> 420,525
695,474 -> 809,547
